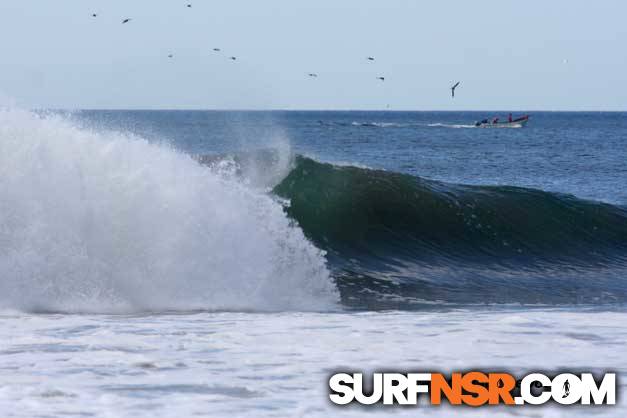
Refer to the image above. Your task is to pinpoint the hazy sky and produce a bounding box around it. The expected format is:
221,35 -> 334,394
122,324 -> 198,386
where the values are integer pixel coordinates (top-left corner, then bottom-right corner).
1,0 -> 625,110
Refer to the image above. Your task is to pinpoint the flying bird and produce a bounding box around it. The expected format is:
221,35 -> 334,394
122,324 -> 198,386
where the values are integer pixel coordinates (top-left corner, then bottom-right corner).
367,57 -> 375,61
168,54 -> 173,58
377,76 -> 385,81
229,56 -> 237,61
451,81 -> 460,98
92,13 -> 97,18
308,73 -> 318,78
122,18 -> 131,24
213,48 -> 221,52
187,4 -> 192,7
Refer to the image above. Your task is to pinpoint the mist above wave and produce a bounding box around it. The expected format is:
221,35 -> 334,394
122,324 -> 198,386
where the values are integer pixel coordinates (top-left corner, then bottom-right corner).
0,108 -> 338,313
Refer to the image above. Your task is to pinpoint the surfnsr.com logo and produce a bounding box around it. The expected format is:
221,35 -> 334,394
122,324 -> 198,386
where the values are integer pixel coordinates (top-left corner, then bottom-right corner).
329,372 -> 616,406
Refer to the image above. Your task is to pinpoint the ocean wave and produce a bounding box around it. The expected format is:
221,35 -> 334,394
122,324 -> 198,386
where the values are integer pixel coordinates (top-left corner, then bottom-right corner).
3,107 -> 626,313
274,156 -> 627,308
0,109 -> 339,313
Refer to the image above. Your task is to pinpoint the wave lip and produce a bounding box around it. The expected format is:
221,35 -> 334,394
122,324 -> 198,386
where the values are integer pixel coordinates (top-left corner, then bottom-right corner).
274,156 -> 627,308
0,109 -> 339,314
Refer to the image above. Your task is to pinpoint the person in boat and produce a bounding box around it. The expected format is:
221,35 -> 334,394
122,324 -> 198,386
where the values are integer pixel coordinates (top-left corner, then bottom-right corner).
508,113 -> 513,122
492,117 -> 499,124
475,118 -> 489,127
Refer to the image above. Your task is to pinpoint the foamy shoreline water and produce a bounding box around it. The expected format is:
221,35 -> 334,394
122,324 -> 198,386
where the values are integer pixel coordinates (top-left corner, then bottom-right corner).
1,309 -> 625,417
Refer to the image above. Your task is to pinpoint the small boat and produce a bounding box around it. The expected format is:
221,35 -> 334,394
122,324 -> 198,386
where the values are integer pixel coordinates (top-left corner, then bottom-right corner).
475,115 -> 529,128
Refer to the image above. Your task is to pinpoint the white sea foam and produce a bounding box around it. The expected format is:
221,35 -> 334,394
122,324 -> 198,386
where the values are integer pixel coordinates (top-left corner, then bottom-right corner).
0,108 -> 339,313
427,122 -> 477,128
0,309 -> 625,417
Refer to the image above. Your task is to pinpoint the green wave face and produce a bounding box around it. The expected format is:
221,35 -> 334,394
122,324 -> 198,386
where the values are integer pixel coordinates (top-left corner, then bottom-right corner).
274,156 -> 627,308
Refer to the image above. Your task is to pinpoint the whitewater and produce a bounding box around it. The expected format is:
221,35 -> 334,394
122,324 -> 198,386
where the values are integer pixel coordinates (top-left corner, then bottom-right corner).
0,108 -> 337,313
1,109 -> 626,417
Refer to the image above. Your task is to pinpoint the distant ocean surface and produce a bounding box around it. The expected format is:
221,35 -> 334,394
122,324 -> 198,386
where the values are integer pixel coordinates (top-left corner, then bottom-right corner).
0,109 -> 626,417
74,110 -> 627,204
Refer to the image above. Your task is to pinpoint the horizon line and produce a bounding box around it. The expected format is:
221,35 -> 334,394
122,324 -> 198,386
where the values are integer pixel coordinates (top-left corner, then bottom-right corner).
37,108 -> 627,113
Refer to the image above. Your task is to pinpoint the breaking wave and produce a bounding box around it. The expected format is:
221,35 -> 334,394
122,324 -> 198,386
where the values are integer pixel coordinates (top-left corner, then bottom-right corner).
274,156 -> 627,308
2,107 -> 626,313
0,108 -> 338,313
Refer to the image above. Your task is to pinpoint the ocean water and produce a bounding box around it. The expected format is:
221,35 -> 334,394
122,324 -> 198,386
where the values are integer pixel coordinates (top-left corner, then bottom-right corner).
1,108 -> 626,417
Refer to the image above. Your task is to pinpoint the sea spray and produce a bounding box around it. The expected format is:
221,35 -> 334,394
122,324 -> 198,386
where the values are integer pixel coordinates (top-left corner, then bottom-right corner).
0,108 -> 339,313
